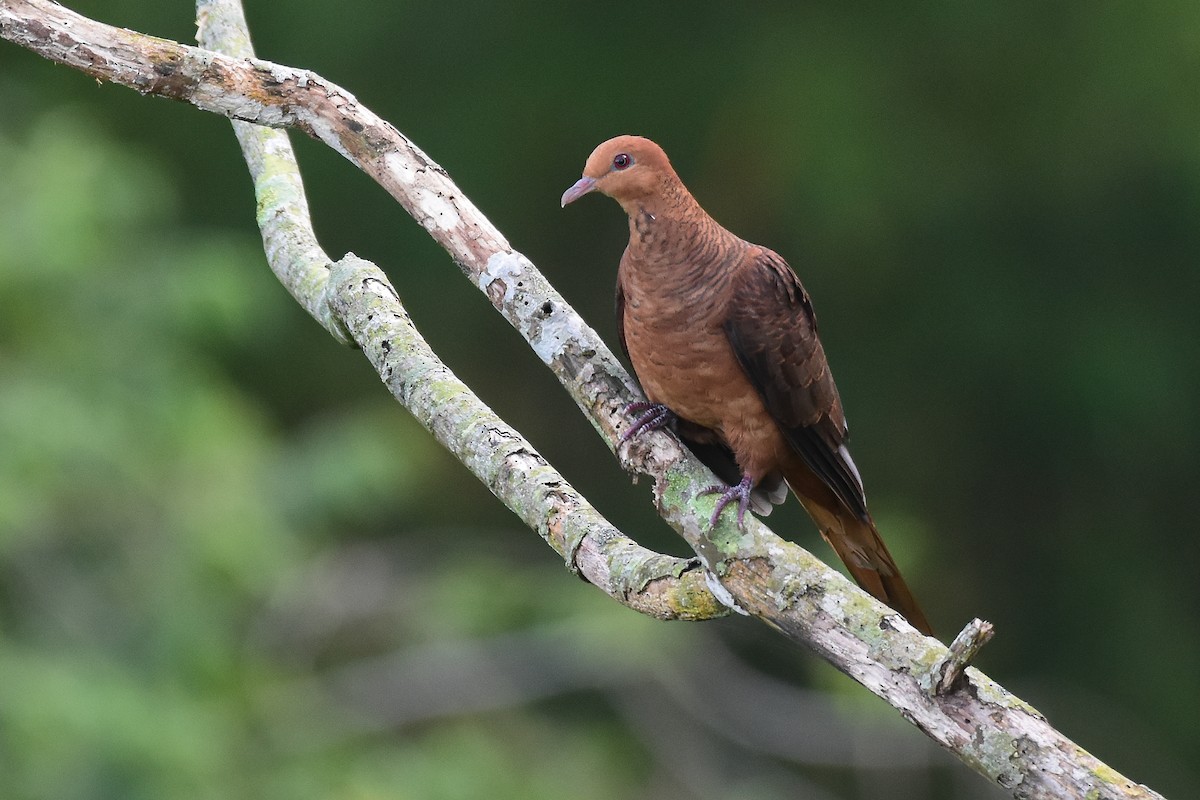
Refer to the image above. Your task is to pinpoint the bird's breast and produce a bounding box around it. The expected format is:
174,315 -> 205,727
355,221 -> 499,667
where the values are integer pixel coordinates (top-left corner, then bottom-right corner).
621,275 -> 766,438
618,234 -> 794,478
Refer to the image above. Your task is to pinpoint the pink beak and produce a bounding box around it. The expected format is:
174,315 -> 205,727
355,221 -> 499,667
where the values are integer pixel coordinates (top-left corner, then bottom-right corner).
560,176 -> 597,207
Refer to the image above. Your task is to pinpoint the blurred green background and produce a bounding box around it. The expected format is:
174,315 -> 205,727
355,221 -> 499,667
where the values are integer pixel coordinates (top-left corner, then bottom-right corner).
2,2 -> 1198,798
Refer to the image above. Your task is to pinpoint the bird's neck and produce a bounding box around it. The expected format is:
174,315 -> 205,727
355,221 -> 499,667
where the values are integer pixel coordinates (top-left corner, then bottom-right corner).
619,180 -> 745,303
618,174 -> 697,221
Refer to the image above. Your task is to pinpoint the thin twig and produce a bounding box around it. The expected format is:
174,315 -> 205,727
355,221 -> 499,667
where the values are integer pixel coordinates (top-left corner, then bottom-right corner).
924,618 -> 996,696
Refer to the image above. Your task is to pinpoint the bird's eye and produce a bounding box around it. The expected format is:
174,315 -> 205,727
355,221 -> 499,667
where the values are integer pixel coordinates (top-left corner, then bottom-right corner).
612,153 -> 632,170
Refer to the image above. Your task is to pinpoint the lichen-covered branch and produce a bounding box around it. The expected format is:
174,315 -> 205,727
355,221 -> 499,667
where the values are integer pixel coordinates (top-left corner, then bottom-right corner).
182,0 -> 725,622
321,253 -> 725,621
0,1 -> 1167,797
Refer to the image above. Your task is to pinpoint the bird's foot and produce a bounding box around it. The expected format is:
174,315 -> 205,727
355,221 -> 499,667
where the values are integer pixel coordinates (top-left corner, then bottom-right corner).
620,401 -> 675,443
701,475 -> 755,529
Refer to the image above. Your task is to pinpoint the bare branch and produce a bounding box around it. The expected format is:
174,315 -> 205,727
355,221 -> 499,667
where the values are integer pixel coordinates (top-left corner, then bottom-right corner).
3,0 -> 725,620
192,1 -> 723,623
0,2 -> 1168,797
186,0 -> 728,623
325,253 -> 727,621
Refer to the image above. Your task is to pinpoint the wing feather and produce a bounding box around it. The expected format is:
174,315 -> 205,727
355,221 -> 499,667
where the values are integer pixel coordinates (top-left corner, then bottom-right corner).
722,251 -> 869,520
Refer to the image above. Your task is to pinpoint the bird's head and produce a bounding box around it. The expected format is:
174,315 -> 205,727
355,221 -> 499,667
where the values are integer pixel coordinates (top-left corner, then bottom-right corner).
560,135 -> 676,211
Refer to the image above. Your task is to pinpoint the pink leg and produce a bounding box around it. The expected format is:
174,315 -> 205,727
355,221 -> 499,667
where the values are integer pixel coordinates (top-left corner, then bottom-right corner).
620,401 -> 675,443
701,474 -> 755,529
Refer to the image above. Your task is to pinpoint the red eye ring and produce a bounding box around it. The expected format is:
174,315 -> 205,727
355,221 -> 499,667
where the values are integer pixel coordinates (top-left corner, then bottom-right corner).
612,153 -> 632,170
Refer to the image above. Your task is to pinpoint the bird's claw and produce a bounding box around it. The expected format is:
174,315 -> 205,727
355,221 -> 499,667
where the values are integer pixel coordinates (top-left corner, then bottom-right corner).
701,475 -> 755,529
620,401 -> 675,443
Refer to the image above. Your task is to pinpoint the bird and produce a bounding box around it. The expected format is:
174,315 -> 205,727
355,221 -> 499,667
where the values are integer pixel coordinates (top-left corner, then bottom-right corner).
561,135 -> 933,635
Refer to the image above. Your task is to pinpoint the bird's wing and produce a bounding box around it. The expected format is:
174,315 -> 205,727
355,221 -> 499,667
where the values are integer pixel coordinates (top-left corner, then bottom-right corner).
722,249 -> 869,521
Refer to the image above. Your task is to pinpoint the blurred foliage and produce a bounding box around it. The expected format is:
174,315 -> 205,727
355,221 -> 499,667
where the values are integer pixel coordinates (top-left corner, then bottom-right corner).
2,1 -> 1200,798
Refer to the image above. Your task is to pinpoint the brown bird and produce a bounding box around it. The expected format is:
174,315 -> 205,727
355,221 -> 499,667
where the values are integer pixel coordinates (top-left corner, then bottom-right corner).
561,135 -> 932,635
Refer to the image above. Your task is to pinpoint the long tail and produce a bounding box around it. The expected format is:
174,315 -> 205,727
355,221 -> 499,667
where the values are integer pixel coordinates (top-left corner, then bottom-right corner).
792,486 -> 933,636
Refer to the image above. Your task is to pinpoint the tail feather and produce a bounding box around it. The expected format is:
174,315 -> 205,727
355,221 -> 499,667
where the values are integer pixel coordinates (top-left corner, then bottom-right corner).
793,490 -> 934,636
